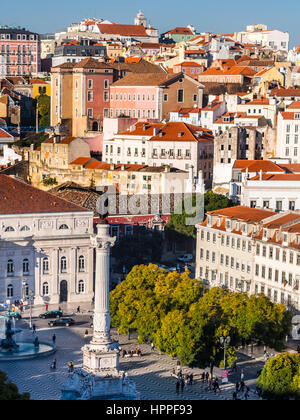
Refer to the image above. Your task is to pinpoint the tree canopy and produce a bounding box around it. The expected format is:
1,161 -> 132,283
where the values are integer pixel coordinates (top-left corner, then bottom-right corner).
0,371 -> 30,400
257,353 -> 300,400
165,191 -> 235,240
37,94 -> 50,128
110,265 -> 292,373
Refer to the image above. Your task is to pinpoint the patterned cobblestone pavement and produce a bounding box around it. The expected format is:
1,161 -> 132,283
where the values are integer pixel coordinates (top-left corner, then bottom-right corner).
2,318 -> 261,400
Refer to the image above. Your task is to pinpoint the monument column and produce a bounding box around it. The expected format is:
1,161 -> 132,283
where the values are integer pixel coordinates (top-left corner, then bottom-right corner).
91,223 -> 115,346
82,221 -> 119,374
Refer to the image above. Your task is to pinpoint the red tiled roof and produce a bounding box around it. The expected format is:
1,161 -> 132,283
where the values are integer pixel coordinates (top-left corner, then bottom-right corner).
0,128 -> 13,139
287,101 -> 300,109
70,157 -> 93,165
263,214 -> 300,229
149,122 -> 213,142
270,87 -> 300,97
44,137 -> 77,145
250,174 -> 300,181
165,27 -> 194,35
233,160 -> 285,173
111,72 -> 175,87
208,206 -> 276,222
97,23 -> 149,37
0,175 -> 89,215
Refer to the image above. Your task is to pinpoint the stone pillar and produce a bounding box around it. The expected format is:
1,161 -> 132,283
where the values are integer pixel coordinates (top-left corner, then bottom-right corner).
82,223 -> 119,374
91,228 -> 113,345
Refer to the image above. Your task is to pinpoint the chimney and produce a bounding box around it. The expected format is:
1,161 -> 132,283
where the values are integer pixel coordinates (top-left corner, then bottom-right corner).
110,163 -> 115,170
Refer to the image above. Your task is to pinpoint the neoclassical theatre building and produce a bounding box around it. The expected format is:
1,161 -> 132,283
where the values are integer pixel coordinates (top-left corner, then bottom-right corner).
0,175 -> 94,306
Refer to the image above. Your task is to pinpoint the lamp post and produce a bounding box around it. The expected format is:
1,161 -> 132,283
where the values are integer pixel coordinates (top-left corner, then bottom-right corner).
28,290 -> 34,329
220,336 -> 231,370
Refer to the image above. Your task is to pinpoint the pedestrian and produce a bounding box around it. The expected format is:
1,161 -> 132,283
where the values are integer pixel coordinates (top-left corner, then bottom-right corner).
232,361 -> 237,372
176,381 -> 180,395
241,369 -> 245,381
205,372 -> 209,383
190,373 -> 194,385
244,386 -> 250,400
32,324 -> 36,334
172,368 -> 176,376
46,304 -> 48,311
51,358 -> 57,370
77,306 -> 80,314
71,361 -> 74,373
151,342 -> 155,352
122,349 -> 126,358
52,334 -> 56,346
201,372 -> 205,383
236,381 -> 240,393
240,380 -> 245,393
180,379 -> 185,393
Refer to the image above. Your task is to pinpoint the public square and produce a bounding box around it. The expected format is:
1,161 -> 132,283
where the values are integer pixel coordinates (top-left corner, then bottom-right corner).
1,304 -> 280,401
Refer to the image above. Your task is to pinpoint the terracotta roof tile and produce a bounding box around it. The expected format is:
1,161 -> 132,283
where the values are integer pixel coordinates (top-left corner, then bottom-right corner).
0,175 -> 89,215
208,205 -> 276,222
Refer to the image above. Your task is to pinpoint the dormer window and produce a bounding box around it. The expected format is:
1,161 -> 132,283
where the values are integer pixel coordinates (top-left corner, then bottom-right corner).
283,233 -> 288,243
295,113 -> 300,120
59,224 -> 69,230
226,220 -> 231,230
207,216 -> 212,227
242,223 -> 247,234
263,229 -> 268,239
217,218 -> 221,227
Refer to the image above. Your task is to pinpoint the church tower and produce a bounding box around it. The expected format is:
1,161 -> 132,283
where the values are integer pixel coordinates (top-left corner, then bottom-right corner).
134,10 -> 147,27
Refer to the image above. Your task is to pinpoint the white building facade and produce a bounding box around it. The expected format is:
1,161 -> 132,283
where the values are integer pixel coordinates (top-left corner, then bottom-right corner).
196,206 -> 300,311
0,175 -> 94,307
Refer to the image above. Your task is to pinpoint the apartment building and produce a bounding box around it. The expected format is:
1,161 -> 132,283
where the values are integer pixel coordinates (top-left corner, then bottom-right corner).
109,72 -> 204,122
196,206 -> 300,311
102,121 -> 214,185
51,57 -> 118,136
277,102 -> 300,163
0,27 -> 40,77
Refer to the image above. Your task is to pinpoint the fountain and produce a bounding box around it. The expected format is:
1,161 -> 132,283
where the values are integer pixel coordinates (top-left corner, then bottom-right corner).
0,317 -> 20,352
0,315 -> 55,361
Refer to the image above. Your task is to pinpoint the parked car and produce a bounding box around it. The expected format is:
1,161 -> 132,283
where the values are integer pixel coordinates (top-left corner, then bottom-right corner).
48,318 -> 75,328
39,310 -> 63,319
177,254 -> 193,263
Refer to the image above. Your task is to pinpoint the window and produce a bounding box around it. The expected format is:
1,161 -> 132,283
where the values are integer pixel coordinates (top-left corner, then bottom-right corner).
88,79 -> 93,89
20,225 -> 30,232
23,259 -> 29,275
78,280 -> 85,294
42,282 -> 49,296
7,284 -> 13,298
59,224 -> 69,230
5,226 -> 15,232
7,260 -> 14,275
104,80 -> 109,89
88,91 -> 93,102
178,89 -> 184,103
61,256 -> 67,273
79,256 -> 85,272
43,258 -> 49,274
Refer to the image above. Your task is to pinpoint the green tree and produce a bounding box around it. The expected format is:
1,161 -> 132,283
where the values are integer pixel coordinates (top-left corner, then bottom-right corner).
0,371 -> 30,400
37,94 -> 50,128
257,353 -> 300,400
42,177 -> 58,187
165,192 -> 235,241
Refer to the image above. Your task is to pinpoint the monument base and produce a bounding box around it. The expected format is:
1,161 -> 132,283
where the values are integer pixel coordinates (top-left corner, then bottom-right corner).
62,368 -> 139,400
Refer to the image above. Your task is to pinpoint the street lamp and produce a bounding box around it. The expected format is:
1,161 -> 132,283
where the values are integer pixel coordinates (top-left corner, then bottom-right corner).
220,336 -> 231,369
28,289 -> 34,329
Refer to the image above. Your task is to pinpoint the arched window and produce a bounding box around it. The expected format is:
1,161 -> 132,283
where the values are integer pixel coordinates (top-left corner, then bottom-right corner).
42,282 -> 49,296
25,283 -> 29,297
5,226 -> 15,232
59,224 -> 69,230
61,256 -> 67,273
78,280 -> 85,294
43,258 -> 49,274
23,258 -> 29,274
20,225 -> 30,232
7,260 -> 14,275
7,284 -> 13,298
78,256 -> 85,272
